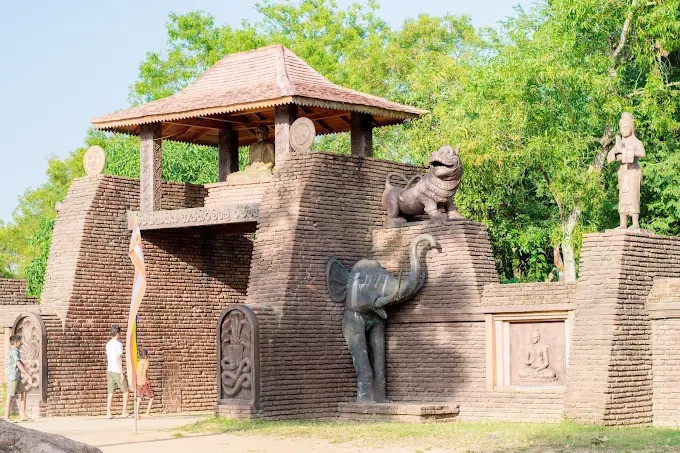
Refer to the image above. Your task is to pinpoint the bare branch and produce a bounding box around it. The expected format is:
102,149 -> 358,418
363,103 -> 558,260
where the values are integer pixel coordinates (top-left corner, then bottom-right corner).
593,125 -> 614,170
626,81 -> 680,98
609,0 -> 637,76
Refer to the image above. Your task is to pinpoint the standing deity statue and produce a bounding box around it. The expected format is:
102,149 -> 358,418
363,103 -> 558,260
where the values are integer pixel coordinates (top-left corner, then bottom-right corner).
249,125 -> 275,167
607,112 -> 646,229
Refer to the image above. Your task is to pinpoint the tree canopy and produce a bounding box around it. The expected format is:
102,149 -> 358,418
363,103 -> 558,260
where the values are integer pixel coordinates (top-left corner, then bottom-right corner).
1,0 -> 678,297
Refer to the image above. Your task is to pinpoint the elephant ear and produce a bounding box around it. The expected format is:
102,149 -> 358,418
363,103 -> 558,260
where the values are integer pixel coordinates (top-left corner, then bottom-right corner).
326,257 -> 350,302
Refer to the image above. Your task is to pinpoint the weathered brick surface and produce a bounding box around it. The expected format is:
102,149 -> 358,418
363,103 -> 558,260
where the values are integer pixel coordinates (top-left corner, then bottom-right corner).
204,180 -> 271,207
564,230 -> 680,426
0,279 -> 35,305
481,282 -> 577,310
648,278 -> 680,426
38,175 -> 252,416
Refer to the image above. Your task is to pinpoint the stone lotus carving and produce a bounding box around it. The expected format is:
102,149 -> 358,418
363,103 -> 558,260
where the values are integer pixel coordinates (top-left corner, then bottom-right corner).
382,146 -> 464,227
217,305 -> 260,408
326,234 -> 436,403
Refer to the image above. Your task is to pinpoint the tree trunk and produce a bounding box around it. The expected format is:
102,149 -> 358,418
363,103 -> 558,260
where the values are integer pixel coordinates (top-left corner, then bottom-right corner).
560,208 -> 581,282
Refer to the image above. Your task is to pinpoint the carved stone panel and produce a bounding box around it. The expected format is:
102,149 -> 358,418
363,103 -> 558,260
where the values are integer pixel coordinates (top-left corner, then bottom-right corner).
509,321 -> 566,386
12,313 -> 47,403
488,312 -> 570,389
217,305 -> 259,408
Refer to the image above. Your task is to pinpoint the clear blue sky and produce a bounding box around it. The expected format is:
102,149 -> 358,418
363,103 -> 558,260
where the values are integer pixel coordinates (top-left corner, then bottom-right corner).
0,0 -> 530,223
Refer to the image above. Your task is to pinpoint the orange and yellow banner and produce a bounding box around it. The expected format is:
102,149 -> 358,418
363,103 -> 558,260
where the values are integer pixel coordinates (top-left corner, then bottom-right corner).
126,216 -> 146,391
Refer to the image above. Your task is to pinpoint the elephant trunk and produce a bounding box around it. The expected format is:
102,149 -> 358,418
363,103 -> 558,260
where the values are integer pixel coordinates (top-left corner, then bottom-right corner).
374,234 -> 436,308
396,234 -> 437,301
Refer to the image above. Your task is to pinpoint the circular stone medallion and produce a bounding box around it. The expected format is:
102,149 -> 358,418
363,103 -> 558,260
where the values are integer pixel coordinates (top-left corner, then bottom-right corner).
290,117 -> 316,152
83,146 -> 106,176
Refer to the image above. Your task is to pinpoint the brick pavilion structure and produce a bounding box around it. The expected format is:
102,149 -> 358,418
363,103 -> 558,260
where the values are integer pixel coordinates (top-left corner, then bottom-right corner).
1,45 -> 679,425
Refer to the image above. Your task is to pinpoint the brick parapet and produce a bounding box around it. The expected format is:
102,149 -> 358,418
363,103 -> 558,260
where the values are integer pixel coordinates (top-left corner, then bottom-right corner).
565,229 -> 680,426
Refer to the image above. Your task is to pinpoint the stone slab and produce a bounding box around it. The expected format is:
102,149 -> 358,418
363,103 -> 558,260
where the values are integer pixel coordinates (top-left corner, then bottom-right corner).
337,402 -> 459,423
127,204 -> 259,230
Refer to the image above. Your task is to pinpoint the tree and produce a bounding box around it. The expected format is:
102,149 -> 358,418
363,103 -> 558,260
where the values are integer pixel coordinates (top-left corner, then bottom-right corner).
1,0 -> 678,296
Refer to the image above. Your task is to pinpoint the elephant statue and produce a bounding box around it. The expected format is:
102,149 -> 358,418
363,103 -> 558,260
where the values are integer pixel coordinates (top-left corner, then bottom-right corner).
326,234 -> 437,403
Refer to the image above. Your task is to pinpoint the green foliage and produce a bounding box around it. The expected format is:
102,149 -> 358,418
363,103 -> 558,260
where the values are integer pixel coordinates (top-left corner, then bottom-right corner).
25,218 -> 54,298
1,0 -> 678,295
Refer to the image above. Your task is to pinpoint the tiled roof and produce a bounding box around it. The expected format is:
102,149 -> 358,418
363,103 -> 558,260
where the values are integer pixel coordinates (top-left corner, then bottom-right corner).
92,45 -> 424,129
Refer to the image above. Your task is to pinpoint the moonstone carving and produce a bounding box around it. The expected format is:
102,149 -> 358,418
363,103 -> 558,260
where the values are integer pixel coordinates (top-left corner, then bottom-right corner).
290,117 -> 316,152
83,146 -> 105,176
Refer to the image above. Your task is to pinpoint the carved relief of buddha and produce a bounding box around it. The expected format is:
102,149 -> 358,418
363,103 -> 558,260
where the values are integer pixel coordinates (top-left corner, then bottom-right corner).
518,329 -> 557,382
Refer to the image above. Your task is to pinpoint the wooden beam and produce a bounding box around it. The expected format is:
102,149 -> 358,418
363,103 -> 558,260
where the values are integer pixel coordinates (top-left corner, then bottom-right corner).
275,104 -> 298,163
339,115 -> 353,127
315,119 -> 332,133
350,112 -> 373,157
169,117 -> 234,130
218,129 -> 239,181
139,123 -> 163,211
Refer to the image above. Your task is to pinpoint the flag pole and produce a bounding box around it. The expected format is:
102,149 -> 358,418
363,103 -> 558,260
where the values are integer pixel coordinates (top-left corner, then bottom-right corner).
134,316 -> 138,435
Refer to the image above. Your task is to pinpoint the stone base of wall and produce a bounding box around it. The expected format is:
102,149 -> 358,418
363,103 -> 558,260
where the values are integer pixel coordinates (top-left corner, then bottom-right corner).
338,402 -> 459,423
215,404 -> 262,419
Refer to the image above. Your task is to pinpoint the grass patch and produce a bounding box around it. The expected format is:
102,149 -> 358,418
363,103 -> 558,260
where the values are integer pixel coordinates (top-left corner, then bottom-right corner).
0,383 -> 5,405
175,417 -> 680,452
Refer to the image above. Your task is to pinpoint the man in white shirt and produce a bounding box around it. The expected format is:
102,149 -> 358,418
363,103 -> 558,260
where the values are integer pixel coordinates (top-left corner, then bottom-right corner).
105,325 -> 129,419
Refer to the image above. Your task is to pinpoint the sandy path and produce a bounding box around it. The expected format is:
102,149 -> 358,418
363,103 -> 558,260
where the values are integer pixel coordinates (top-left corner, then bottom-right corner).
22,415 -> 445,453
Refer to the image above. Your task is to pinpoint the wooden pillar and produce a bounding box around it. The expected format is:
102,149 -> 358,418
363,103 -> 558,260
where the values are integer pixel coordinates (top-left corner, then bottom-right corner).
218,129 -> 239,181
274,104 -> 298,164
350,112 -> 373,157
139,123 -> 162,211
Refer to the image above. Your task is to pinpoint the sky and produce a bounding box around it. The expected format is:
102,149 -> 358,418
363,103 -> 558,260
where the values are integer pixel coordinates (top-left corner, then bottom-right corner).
0,0 -> 531,223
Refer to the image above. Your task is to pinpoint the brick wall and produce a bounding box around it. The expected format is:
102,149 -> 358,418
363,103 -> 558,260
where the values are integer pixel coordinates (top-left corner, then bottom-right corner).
0,279 -> 38,385
374,224 -> 568,422
648,278 -> 680,426
565,230 -> 680,426
245,152 -> 420,419
39,175 -> 252,416
0,279 -> 35,305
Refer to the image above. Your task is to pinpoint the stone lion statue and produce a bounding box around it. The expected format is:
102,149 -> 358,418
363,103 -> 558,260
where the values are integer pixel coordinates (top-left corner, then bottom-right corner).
382,145 -> 463,227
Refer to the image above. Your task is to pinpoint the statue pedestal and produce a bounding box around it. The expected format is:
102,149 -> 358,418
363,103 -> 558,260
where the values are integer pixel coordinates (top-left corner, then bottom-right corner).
337,402 -> 459,423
